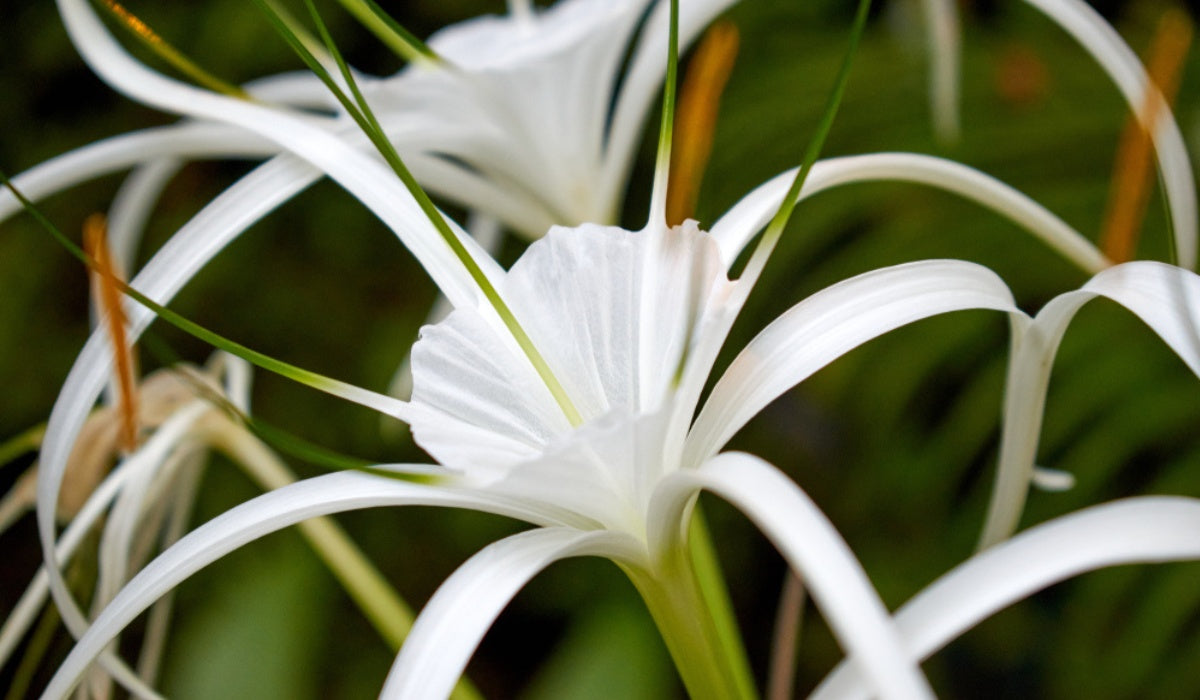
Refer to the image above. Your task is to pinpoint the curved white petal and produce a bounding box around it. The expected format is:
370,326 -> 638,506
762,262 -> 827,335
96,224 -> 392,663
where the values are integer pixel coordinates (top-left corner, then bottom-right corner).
37,155 -> 322,624
650,453 -> 933,699
106,160 -> 183,276
33,146 -> 445,699
1023,0 -> 1197,269
685,260 -> 1024,466
380,527 -> 645,699
980,260 -> 1200,546
711,153 -> 1110,273
0,124 -> 273,225
57,0 -> 489,308
40,470 -> 558,699
813,496 -> 1200,700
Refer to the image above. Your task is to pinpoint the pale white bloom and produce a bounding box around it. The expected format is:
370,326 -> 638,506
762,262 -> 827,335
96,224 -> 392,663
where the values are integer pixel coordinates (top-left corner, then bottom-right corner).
0,0 -> 740,254
18,0 -> 1200,697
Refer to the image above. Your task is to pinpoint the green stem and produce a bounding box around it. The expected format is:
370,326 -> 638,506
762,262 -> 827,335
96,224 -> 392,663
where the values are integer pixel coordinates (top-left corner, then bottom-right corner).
737,0 -> 871,288
623,542 -> 755,700
688,509 -> 757,699
333,0 -> 438,64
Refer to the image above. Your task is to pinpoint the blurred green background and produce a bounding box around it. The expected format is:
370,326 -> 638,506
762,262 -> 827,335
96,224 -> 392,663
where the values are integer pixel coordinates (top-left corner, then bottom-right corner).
3,0 -> 1200,697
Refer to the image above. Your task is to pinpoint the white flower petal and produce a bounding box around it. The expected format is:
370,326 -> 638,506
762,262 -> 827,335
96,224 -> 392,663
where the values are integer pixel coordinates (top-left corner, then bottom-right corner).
380,527 -> 645,700
711,153 -> 1109,273
0,124 -> 272,226
410,223 -> 734,475
685,260 -> 1022,466
813,496 -> 1200,700
40,471 -> 554,699
392,0 -> 648,227
650,453 -> 933,700
106,160 -> 183,276
1023,0 -> 1197,269
980,261 -> 1200,546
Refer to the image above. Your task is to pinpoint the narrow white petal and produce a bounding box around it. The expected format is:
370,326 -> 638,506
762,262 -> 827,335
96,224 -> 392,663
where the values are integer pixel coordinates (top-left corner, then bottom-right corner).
685,260 -> 1022,467
711,153 -> 1109,273
0,124 -> 272,225
650,454 -> 933,699
107,160 -> 184,275
380,527 -> 645,700
40,471 -> 554,700
1023,0 -> 1197,269
813,496 -> 1200,699
1082,261 -> 1200,375
980,261 -> 1200,545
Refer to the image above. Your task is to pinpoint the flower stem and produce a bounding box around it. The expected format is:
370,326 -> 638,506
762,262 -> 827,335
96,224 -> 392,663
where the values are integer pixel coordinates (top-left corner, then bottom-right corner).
624,532 -> 756,700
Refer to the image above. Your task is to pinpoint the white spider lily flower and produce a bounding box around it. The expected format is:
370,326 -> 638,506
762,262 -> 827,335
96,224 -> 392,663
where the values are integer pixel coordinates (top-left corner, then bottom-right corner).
39,216 -> 1200,698
34,5 -> 1166,683
0,0 -> 740,257
41,219 -> 1028,699
25,0 -> 1200,697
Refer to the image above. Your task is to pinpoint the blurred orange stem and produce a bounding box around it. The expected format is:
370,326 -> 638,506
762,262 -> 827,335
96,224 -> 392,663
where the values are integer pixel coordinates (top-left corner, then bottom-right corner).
84,214 -> 139,453
1099,7 -> 1192,263
667,21 -> 739,226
